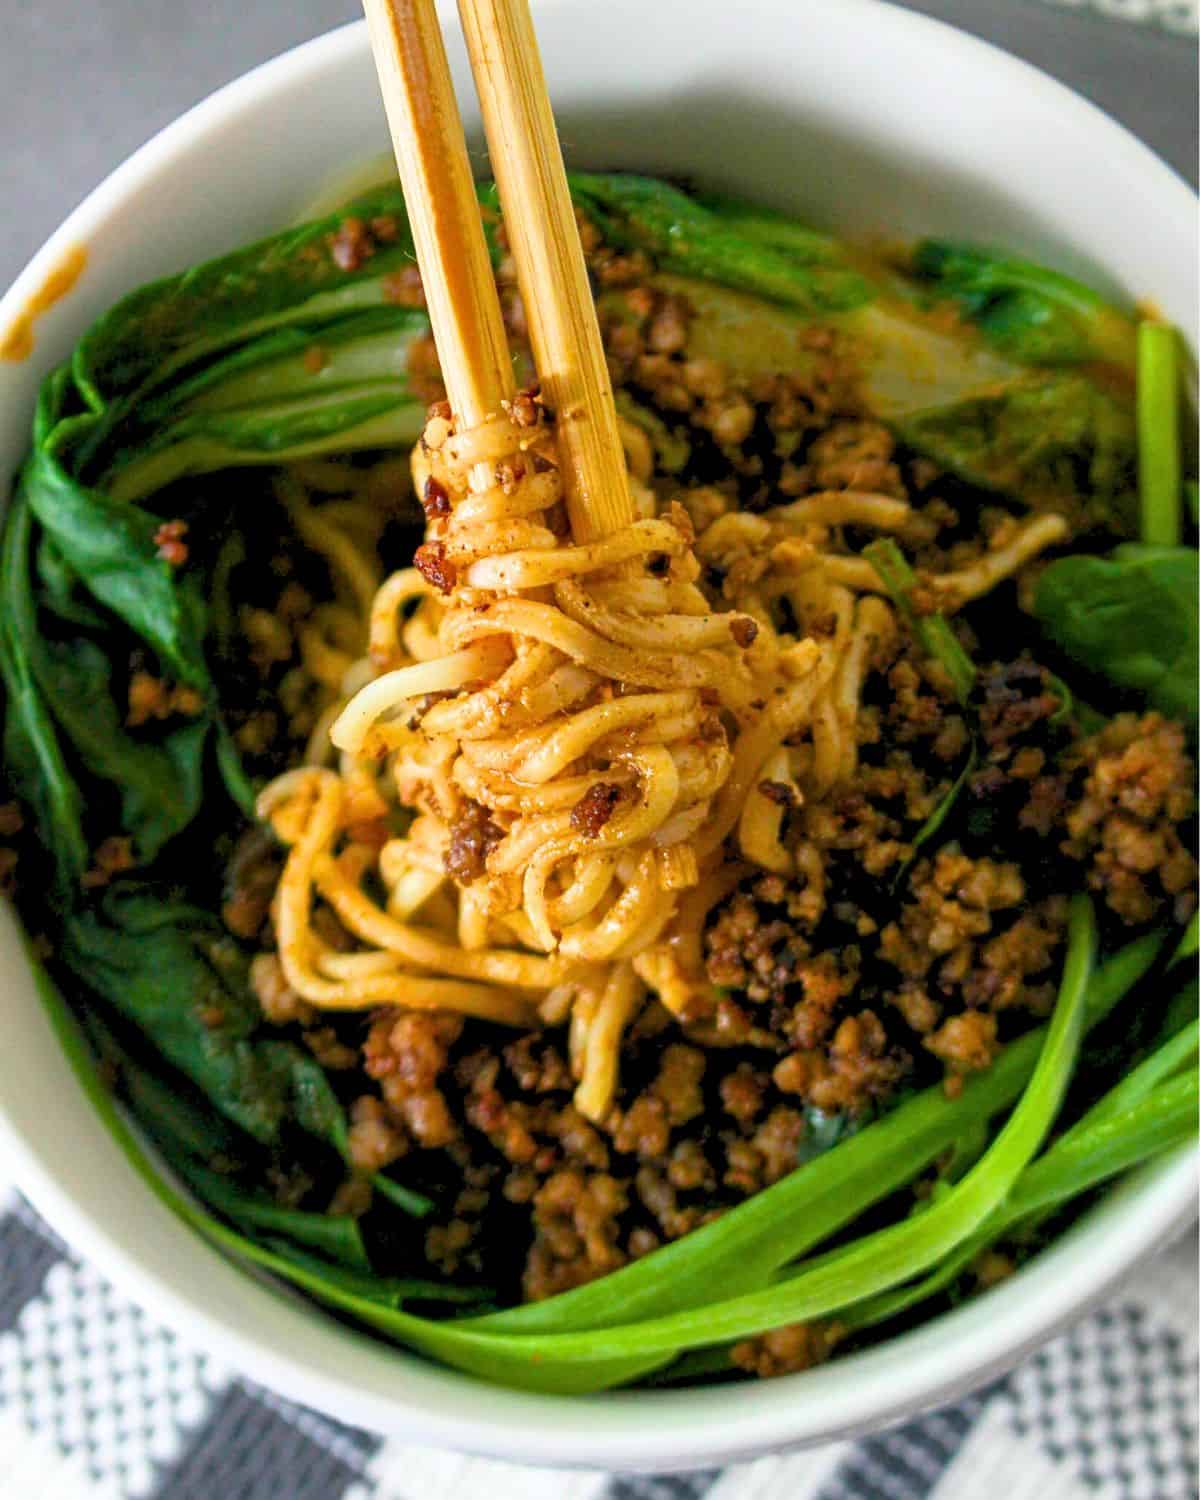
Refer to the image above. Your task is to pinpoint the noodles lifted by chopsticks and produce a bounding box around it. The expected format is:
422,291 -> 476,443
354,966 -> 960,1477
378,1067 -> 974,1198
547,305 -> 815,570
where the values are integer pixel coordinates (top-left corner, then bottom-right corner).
259,394 -> 1067,1121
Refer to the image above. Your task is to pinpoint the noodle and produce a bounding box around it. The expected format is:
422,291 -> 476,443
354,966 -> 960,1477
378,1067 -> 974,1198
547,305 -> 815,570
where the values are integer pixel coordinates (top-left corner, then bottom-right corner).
260,394 -> 1071,1121
932,513 -> 1070,610
574,962 -> 645,1121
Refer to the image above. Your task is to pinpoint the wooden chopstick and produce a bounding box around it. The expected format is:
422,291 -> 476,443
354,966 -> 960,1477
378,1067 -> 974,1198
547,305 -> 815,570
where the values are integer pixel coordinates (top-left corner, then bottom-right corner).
363,0 -> 633,542
362,0 -> 514,429
457,0 -> 635,543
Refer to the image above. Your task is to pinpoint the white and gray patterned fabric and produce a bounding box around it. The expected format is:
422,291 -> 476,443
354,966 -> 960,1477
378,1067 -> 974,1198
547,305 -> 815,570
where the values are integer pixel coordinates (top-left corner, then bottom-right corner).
1037,0 -> 1197,32
0,1177 -> 1196,1500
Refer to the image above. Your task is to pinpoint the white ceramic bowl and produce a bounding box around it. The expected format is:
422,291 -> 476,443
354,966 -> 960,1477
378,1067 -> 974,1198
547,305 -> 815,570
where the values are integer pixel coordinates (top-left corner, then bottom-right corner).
0,0 -> 1195,1471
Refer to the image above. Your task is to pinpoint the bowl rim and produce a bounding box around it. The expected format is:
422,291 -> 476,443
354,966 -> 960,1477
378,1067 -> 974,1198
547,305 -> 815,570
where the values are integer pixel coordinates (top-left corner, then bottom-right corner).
0,0 -> 1196,1472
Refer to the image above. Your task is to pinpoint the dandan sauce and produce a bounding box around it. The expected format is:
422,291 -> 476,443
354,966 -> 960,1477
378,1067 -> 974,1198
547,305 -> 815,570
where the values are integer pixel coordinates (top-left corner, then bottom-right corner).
0,244 -> 88,361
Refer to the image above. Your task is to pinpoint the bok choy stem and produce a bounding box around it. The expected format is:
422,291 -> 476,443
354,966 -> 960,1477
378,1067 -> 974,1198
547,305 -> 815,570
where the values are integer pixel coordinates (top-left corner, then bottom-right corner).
845,1058 -> 1197,1334
1137,321 -> 1182,546
863,538 -> 976,703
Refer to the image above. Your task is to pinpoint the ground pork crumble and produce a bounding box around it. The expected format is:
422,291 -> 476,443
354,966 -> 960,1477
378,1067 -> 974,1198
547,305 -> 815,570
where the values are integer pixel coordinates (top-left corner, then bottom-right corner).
219,212 -> 1197,1373
234,667 -> 1195,1326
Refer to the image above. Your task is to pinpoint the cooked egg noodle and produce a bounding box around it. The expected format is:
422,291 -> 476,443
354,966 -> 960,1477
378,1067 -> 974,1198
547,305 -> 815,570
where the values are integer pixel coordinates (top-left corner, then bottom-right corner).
261,401 -> 1072,1121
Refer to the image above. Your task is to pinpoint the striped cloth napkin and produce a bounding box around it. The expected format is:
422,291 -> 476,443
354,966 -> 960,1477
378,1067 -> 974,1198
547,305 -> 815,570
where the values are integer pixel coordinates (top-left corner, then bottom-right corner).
0,1179 -> 1195,1500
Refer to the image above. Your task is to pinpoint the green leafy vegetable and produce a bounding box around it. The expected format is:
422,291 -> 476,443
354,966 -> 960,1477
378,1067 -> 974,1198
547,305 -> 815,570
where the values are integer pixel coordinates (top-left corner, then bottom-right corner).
863,538 -> 976,702
1007,1071 -> 1196,1222
24,402 -> 208,688
35,638 -> 207,862
907,240 -> 1137,367
173,1159 -> 374,1272
0,465 -> 215,879
571,176 -> 1138,519
568,173 -> 875,314
1033,543 -> 1198,728
62,886 -> 437,1222
845,1026 -> 1198,1333
29,945 -> 481,1305
72,185 -> 414,405
97,1017 -> 376,1274
85,1012 -> 244,1163
1060,1018 -> 1198,1144
63,888 -> 341,1148
891,370 -> 1136,522
1161,978 -> 1199,1042
0,189 -> 438,891
692,191 -> 853,268
105,315 -> 429,502
0,497 -> 90,885
372,1172 -> 437,1220
1171,913 -> 1198,968
1137,322 -> 1182,546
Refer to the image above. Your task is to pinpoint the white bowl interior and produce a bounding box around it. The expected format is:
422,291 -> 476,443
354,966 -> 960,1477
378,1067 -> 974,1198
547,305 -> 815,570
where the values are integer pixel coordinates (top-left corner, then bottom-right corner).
0,0 -> 1196,1471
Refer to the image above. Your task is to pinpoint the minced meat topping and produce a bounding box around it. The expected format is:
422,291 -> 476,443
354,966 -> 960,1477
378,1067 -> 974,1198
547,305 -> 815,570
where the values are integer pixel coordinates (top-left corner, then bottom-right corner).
228,215 -> 1197,1359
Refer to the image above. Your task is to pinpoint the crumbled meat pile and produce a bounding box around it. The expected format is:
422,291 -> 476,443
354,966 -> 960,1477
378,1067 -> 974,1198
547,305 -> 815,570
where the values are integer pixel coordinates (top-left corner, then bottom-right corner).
1061,712 -> 1196,925
246,644 -> 1197,1312
227,212 -> 1197,1370
345,1012 -> 831,1304
288,644 -> 1190,1314
207,462 -> 413,777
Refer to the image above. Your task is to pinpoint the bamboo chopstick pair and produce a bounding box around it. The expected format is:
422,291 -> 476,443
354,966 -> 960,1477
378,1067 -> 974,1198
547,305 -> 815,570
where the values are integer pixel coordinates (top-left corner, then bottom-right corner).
361,0 -> 634,542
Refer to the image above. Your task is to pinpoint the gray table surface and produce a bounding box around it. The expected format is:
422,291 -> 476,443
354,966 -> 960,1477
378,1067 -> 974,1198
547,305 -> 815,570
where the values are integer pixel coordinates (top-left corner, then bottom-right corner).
2,0 -> 1197,293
